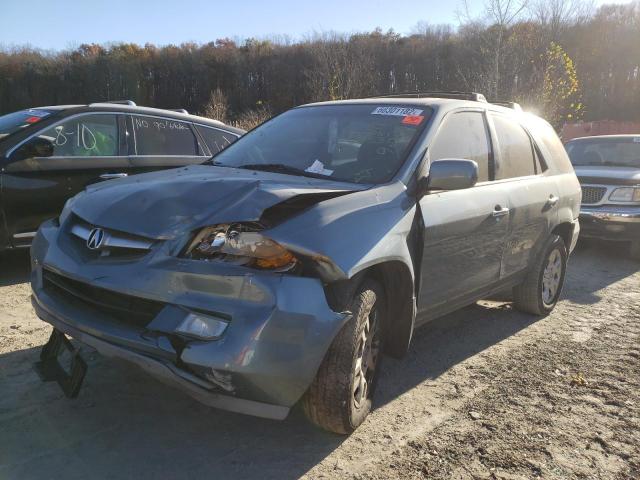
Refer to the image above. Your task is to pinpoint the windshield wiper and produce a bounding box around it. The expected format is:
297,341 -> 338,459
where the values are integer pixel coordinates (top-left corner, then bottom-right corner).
236,163 -> 330,179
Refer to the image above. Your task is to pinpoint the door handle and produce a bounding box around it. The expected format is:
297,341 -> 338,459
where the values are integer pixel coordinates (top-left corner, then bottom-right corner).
492,205 -> 510,217
99,173 -> 128,180
547,195 -> 559,207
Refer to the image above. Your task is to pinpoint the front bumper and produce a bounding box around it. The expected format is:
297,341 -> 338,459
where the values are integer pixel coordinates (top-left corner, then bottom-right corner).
30,219 -> 349,420
579,205 -> 640,241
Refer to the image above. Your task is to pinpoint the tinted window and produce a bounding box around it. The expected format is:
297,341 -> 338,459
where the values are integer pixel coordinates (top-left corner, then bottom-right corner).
493,115 -> 535,179
429,111 -> 490,182
37,114 -> 118,157
566,137 -> 640,168
195,125 -> 238,154
523,115 -> 564,172
213,105 -> 431,184
0,109 -> 54,139
132,116 -> 200,156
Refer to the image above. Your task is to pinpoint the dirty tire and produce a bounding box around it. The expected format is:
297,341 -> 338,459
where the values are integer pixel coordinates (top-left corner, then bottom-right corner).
630,241 -> 640,261
302,279 -> 385,434
513,234 -> 567,315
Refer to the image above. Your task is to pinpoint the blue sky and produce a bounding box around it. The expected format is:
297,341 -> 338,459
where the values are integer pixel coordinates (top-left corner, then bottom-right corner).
0,0 -> 627,51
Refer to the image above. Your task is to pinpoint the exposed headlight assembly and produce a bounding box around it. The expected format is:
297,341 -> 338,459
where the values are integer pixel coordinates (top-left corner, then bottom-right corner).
609,187 -> 640,203
184,223 -> 297,271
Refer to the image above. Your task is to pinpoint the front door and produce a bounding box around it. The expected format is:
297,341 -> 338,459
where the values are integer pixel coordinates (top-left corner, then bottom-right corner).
2,113 -> 129,245
417,110 -> 510,317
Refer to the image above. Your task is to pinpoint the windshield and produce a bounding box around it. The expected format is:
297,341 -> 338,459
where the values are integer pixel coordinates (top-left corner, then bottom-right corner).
212,104 -> 431,184
0,109 -> 53,141
566,137 -> 640,168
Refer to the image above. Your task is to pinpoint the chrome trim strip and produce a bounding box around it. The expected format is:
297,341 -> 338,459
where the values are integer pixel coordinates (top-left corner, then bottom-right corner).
580,206 -> 640,223
71,224 -> 154,250
13,231 -> 36,239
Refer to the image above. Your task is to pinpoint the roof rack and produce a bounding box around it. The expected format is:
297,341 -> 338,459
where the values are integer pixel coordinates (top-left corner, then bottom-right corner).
491,101 -> 522,111
372,91 -> 487,103
168,108 -> 189,114
89,100 -> 137,107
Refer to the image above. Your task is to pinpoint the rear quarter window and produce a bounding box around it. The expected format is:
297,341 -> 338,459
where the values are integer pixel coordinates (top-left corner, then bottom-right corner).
524,115 -> 573,173
195,125 -> 238,154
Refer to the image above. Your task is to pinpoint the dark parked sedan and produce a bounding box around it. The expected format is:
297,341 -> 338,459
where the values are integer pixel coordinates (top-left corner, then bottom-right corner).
0,101 -> 243,250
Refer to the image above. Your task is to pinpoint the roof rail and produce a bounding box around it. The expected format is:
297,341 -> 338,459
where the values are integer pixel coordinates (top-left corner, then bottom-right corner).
89,100 -> 137,107
491,101 -> 523,112
167,108 -> 189,114
372,91 -> 487,103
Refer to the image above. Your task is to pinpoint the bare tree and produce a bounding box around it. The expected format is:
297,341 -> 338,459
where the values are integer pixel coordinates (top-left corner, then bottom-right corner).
460,0 -> 529,98
529,0 -> 595,40
201,88 -> 229,123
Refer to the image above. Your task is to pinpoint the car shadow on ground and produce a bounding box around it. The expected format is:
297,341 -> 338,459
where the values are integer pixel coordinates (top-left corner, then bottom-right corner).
0,249 -> 30,287
563,239 -> 640,305
0,243 -> 638,480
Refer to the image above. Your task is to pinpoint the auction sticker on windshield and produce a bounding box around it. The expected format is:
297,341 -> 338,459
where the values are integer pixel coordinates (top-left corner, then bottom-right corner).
371,106 -> 424,116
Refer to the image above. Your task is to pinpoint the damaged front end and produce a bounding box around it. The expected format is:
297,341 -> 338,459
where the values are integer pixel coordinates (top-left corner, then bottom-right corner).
30,165 -> 416,419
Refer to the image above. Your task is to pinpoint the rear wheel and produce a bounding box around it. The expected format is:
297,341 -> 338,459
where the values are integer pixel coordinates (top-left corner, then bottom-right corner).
302,279 -> 385,434
630,241 -> 640,261
513,234 -> 567,315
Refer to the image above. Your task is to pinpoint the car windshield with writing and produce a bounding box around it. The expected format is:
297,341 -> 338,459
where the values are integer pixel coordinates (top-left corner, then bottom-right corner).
566,137 -> 640,168
0,109 -> 54,140
212,104 -> 431,184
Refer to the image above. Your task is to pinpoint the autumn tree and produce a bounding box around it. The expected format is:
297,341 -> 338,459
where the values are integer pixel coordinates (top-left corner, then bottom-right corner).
542,42 -> 583,129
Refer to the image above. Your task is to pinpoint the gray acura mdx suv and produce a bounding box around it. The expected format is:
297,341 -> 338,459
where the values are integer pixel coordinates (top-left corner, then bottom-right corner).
30,92 -> 581,434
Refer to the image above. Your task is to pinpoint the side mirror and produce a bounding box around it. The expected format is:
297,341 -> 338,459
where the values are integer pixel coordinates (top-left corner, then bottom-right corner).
416,159 -> 479,197
14,137 -> 55,161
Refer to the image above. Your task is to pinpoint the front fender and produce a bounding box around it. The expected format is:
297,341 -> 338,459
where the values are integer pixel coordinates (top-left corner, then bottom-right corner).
269,181 -> 416,283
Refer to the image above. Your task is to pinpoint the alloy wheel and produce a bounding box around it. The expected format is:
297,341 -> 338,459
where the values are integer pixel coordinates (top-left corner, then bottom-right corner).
542,248 -> 563,306
352,307 -> 381,409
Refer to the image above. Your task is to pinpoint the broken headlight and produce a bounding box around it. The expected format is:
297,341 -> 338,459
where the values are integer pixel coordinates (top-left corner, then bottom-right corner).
183,223 -> 297,271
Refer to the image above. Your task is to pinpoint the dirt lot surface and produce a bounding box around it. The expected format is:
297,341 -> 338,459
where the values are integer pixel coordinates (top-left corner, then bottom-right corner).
1,243 -> 639,480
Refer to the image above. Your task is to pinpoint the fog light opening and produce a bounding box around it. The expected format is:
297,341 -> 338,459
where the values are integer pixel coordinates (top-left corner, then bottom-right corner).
175,312 -> 228,340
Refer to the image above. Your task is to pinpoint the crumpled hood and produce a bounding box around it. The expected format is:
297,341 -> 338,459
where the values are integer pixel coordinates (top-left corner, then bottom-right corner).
574,165 -> 640,185
72,165 -> 361,239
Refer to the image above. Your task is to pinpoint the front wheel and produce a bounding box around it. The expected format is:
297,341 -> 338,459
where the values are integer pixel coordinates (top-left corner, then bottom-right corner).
513,234 -> 567,315
302,279 -> 385,434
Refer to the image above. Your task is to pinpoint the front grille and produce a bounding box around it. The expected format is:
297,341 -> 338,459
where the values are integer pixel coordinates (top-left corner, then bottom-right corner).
66,215 -> 154,261
581,186 -> 607,205
43,269 -> 165,328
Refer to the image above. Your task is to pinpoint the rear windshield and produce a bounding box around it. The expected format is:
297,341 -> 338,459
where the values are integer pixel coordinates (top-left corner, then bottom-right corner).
0,109 -> 53,140
566,137 -> 640,168
212,104 -> 431,184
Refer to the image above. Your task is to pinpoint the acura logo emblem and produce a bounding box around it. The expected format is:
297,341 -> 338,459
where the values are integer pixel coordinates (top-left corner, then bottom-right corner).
87,228 -> 106,250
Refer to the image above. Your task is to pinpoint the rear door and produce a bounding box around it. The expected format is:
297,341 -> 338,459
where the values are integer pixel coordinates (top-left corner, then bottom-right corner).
417,110 -> 510,317
2,113 -> 128,244
488,112 -> 558,278
126,114 -> 209,175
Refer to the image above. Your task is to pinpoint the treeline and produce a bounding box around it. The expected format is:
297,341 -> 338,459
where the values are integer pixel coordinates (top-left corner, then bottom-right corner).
0,1 -> 639,129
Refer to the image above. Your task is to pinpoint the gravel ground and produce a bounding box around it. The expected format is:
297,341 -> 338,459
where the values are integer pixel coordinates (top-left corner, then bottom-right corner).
0,241 -> 638,480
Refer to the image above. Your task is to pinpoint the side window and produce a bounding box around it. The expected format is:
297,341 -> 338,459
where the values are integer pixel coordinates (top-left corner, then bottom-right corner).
33,114 -> 119,157
131,116 -> 200,156
195,125 -> 238,154
525,117 -> 565,173
493,115 -> 536,179
429,111 -> 491,182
